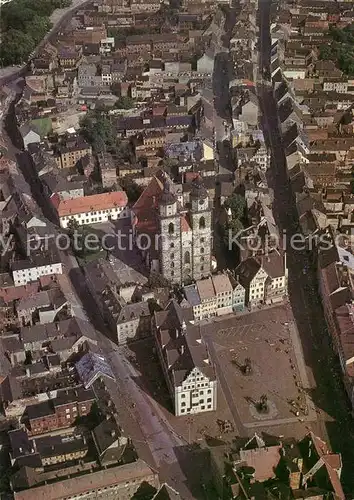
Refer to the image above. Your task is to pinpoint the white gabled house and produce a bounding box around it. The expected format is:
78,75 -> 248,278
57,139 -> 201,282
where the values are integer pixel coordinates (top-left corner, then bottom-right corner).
153,300 -> 217,416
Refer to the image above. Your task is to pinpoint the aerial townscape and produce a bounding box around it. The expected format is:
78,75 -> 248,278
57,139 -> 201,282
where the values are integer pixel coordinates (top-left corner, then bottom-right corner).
0,0 -> 354,498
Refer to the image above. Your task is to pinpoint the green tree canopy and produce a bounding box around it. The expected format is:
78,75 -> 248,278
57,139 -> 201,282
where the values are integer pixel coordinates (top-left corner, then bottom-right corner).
224,192 -> 246,220
0,0 -> 71,66
319,23 -> 354,77
1,30 -> 36,65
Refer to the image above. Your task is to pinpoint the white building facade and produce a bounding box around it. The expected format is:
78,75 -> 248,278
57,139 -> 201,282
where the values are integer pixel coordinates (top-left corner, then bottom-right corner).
57,192 -> 129,228
175,366 -> 217,416
12,262 -> 63,287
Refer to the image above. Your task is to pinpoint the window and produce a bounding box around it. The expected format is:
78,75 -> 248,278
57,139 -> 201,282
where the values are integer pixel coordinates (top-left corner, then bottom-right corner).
200,256 -> 204,262
170,242 -> 174,248
171,270 -> 174,277
181,402 -> 186,407
171,262 -> 174,268
207,398 -> 212,402
200,247 -> 204,254
168,222 -> 174,234
184,251 -> 191,265
199,216 -> 206,229
170,253 -> 174,259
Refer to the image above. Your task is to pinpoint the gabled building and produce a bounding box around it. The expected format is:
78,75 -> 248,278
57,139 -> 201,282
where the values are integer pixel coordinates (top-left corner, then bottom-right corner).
153,300 -> 217,416
236,251 -> 287,306
183,274 -> 246,321
92,416 -> 128,466
23,387 -> 95,435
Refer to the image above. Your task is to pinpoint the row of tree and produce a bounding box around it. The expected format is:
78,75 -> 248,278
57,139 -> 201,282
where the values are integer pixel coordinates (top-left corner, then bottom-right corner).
0,0 -> 71,66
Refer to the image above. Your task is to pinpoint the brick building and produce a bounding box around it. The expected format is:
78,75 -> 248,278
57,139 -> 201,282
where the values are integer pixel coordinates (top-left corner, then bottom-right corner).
24,387 -> 95,435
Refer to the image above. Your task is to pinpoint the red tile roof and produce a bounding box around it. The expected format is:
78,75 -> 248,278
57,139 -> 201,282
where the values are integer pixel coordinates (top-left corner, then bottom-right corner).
181,215 -> 191,232
133,176 -> 164,234
57,192 -> 128,217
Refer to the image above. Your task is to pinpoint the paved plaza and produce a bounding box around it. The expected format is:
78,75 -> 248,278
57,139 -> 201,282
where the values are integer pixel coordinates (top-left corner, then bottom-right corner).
202,305 -> 318,438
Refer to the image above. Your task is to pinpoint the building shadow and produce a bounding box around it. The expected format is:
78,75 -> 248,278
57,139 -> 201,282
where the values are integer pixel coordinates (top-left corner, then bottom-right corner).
80,222 -> 149,284
125,338 -> 173,413
173,443 -> 217,499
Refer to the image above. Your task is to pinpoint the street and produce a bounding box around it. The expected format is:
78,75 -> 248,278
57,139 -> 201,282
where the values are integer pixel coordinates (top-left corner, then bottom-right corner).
258,0 -> 354,494
2,79 -> 196,500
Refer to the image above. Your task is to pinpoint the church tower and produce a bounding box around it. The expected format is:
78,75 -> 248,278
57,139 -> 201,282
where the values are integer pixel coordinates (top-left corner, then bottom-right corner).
158,182 -> 182,284
190,177 -> 212,280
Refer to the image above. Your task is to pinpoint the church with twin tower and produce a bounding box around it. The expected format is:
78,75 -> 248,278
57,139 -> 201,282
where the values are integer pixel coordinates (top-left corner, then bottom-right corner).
157,177 -> 213,284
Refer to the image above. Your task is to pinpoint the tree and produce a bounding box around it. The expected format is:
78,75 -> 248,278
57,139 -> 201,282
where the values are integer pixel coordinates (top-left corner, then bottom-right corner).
114,96 -> 135,110
80,110 -> 131,157
1,30 -> 36,65
224,192 -> 246,220
80,111 -> 115,152
66,218 -> 80,237
319,24 -> 354,77
27,15 -> 52,44
120,176 -> 143,203
0,0 -> 71,65
222,216 -> 243,249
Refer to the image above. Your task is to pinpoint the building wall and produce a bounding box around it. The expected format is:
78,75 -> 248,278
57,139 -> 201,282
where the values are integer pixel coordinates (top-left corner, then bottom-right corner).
59,188 -> 85,201
101,168 -> 117,189
60,206 -> 129,228
175,367 -> 217,416
283,69 -> 306,79
116,315 -> 150,345
158,201 -> 182,284
29,399 -> 93,435
13,263 -> 63,287
249,268 -> 268,305
233,285 -> 245,311
58,147 -> 92,169
190,197 -> 213,281
41,448 -> 87,466
13,471 -> 159,500
265,275 -> 287,304
195,297 -> 217,321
